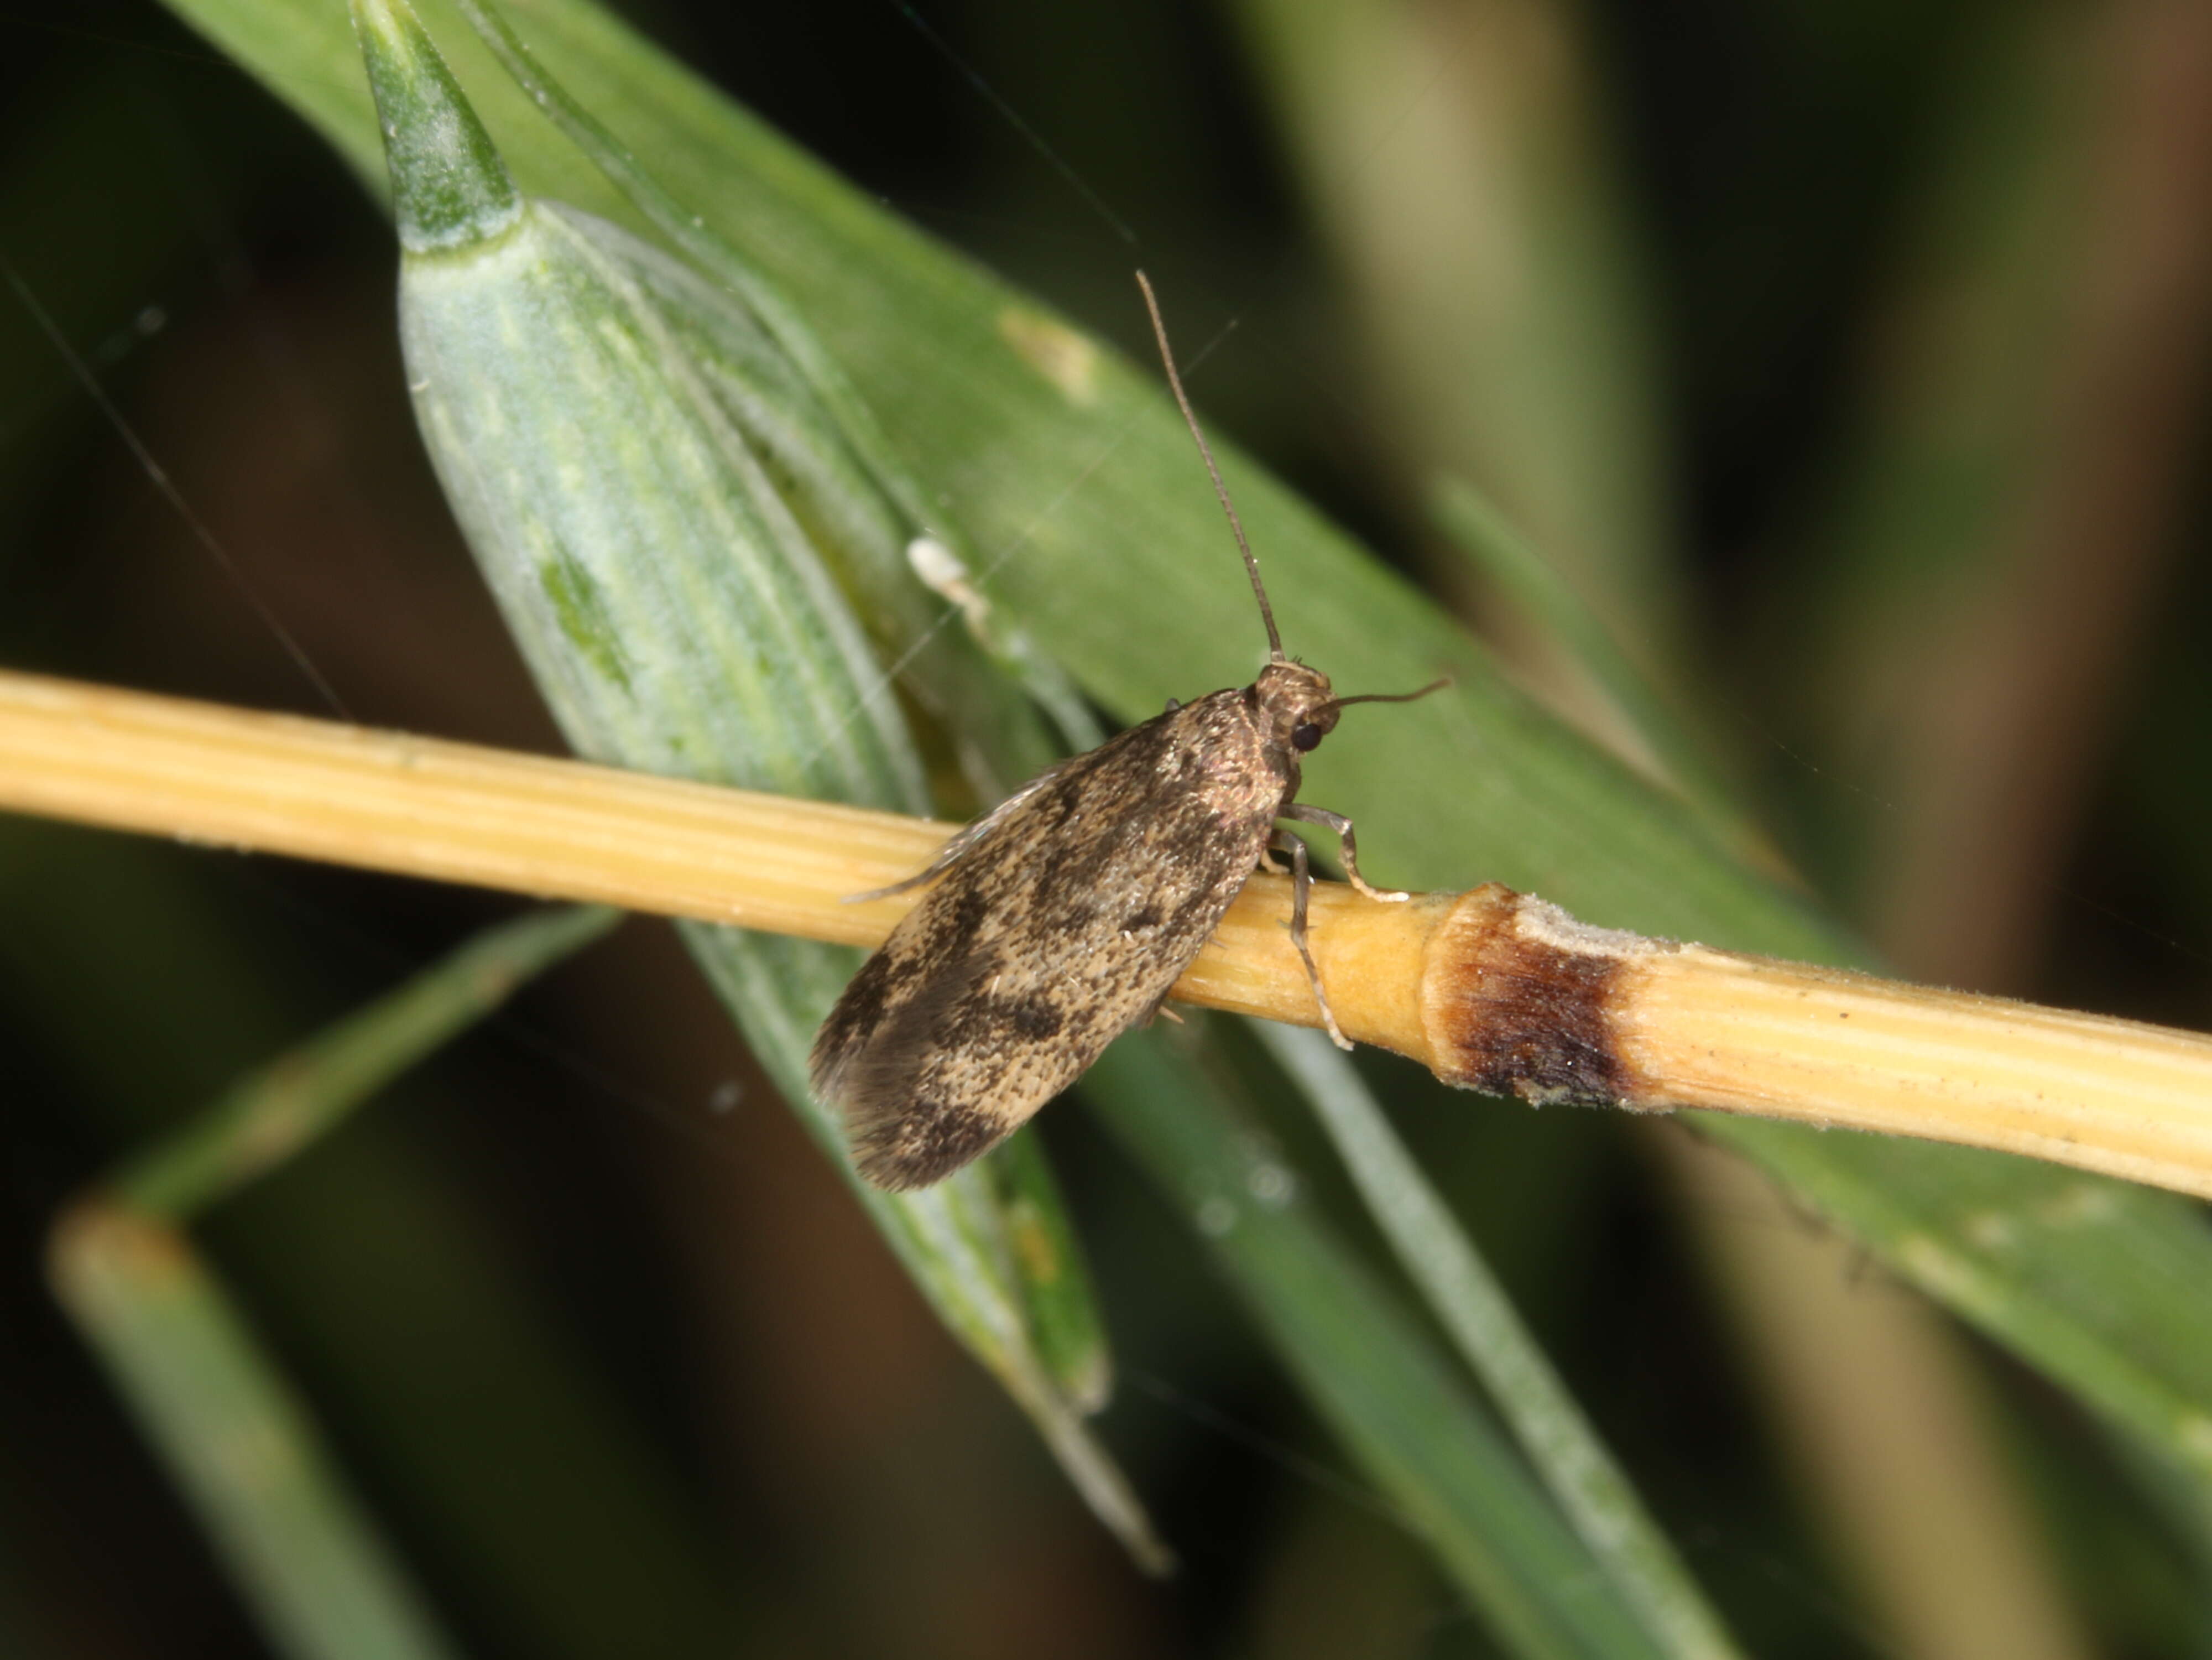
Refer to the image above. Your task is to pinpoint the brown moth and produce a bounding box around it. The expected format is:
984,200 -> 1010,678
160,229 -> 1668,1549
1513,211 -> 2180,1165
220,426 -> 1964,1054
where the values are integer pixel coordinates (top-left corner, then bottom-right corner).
810,274 -> 1441,1190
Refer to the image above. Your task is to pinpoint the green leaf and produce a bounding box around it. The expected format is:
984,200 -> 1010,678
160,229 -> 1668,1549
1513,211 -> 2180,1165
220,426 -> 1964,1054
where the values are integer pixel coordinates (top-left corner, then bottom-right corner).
0,822 -> 755,1659
1084,1027 -> 1666,1660
1427,475 -> 1754,868
52,906 -> 618,1660
1259,1024 -> 1744,1660
51,1203 -> 465,1660
121,906 -> 616,1219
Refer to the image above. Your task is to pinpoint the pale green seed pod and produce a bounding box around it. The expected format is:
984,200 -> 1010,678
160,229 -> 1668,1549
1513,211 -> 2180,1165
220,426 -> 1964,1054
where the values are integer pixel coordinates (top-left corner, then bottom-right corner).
403,201 -> 929,811
351,0 -> 1157,1567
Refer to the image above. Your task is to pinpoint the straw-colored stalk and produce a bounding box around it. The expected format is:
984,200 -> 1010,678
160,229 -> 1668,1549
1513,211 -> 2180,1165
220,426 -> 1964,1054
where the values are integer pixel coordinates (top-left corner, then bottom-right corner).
7,667 -> 2212,1199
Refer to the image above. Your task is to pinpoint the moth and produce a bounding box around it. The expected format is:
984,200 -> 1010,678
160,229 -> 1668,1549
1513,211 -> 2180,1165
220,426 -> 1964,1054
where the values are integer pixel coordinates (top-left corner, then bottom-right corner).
810,274 -> 1441,1190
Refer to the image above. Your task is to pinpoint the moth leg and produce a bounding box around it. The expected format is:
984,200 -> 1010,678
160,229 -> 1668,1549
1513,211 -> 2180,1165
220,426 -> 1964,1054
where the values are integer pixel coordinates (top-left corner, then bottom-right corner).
1255,845 -> 1291,876
1271,830 -> 1353,1050
1280,803 -> 1410,902
1136,984 -> 1187,1028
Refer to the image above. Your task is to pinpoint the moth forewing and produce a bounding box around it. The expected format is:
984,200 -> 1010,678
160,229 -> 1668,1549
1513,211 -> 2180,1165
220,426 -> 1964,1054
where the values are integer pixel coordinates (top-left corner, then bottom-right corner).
810,678 -> 1315,1189
809,275 -> 1430,1190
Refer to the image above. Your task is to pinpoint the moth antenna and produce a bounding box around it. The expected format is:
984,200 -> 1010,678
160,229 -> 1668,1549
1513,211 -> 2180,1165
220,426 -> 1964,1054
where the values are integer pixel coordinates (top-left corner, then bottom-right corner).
1321,677 -> 1453,715
1135,270 -> 1283,662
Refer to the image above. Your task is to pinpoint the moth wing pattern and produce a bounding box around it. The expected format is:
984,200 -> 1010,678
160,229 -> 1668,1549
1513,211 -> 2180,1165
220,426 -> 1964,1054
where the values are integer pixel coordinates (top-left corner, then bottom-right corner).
810,689 -> 1290,1189
843,752 -> 1085,903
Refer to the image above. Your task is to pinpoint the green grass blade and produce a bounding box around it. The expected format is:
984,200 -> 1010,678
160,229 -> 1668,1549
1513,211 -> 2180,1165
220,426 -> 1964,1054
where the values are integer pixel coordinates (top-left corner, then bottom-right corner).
0,824 -> 756,1659
47,906 -> 620,1660
50,1203 -> 464,1660
989,1125 -> 1114,1414
1704,1120 -> 2212,1489
1084,1027 -> 1665,1660
119,906 -> 615,1219
1427,476 -> 1751,862
1259,1025 -> 1745,1660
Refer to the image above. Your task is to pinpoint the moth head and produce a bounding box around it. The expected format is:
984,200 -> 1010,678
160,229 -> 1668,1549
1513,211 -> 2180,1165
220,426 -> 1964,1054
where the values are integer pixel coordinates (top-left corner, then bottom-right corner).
1250,660 -> 1340,756
1250,666 -> 1458,762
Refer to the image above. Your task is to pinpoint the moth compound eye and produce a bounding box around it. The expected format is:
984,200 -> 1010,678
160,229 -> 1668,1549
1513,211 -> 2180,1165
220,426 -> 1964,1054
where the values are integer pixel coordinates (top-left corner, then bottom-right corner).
1292,721 -> 1323,752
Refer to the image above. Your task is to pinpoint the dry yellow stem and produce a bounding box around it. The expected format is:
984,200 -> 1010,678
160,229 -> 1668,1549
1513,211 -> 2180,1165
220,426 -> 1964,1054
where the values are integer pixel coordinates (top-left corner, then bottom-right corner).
5,668 -> 2212,1201
0,668 -> 946,943
1621,946 -> 2212,1196
0,668 -> 1392,1024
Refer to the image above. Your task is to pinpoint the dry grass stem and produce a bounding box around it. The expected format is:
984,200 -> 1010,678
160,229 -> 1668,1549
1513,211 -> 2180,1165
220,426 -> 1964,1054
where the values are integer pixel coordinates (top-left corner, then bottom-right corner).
6,669 -> 2212,1199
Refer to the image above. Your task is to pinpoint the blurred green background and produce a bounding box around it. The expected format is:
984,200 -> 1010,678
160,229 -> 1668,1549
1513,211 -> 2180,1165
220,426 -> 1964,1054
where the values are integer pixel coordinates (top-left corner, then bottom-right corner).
6,0 -> 2212,1655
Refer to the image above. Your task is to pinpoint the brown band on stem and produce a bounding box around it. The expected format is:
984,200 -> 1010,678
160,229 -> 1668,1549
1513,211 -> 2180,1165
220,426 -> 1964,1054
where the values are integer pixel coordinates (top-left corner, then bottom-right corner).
1418,884 -> 1669,1107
